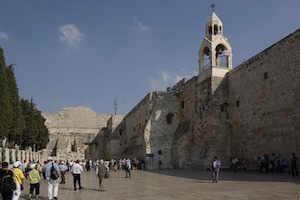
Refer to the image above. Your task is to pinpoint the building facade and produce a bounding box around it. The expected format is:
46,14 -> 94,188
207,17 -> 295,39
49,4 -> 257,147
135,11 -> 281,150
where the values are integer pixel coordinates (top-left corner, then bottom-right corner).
42,11 -> 300,170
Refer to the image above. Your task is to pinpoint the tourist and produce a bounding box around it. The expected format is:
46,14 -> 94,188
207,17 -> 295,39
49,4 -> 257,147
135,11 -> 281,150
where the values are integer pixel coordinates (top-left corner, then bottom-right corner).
27,163 -> 41,200
259,154 -> 269,173
269,153 -> 276,172
58,161 -> 68,184
212,156 -> 221,183
71,160 -> 83,191
11,161 -> 29,200
42,157 -> 60,200
0,161 -> 16,200
97,159 -> 106,191
231,157 -> 239,172
125,159 -> 131,178
291,153 -> 298,177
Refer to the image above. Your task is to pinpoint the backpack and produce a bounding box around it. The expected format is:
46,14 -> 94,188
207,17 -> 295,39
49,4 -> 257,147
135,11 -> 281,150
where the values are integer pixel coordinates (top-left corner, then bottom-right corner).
0,170 -> 16,193
50,163 -> 59,180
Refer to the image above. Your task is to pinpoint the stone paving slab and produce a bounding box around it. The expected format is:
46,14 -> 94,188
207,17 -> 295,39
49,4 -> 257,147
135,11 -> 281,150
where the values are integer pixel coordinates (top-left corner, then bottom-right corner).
17,169 -> 299,200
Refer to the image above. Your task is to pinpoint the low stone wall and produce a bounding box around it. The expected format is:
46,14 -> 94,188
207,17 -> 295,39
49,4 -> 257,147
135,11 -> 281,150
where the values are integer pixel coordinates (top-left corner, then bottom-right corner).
0,147 -> 44,164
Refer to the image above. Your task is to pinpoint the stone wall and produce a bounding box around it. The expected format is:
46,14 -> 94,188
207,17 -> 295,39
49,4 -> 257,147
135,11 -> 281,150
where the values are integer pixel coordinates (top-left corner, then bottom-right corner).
41,29 -> 300,171
227,29 -> 300,167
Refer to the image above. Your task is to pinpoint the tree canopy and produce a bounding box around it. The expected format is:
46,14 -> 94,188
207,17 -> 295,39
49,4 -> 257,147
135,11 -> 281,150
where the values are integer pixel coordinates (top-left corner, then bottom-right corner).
0,47 -> 49,150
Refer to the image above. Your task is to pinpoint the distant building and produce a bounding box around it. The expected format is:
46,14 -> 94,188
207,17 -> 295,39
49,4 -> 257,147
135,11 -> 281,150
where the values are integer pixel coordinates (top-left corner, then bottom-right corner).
43,11 -> 300,170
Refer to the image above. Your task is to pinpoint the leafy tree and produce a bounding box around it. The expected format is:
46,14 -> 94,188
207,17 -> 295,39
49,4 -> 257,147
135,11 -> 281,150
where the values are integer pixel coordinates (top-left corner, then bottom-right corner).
0,47 -> 13,140
20,99 -> 49,150
6,65 -> 25,147
0,46 -> 49,150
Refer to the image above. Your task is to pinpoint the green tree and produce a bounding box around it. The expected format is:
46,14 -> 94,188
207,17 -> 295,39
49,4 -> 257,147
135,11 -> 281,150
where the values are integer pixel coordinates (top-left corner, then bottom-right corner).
6,64 -> 25,146
20,99 -> 49,150
0,47 -> 13,140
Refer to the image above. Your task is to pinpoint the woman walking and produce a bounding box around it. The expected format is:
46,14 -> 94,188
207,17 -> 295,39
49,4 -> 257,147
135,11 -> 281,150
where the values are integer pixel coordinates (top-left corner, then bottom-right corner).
28,163 -> 41,199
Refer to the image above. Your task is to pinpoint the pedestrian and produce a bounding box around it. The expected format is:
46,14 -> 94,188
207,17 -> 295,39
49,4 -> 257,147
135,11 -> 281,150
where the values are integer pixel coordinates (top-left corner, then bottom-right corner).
58,161 -> 68,184
96,159 -> 106,191
27,163 -> 41,200
125,159 -> 131,178
291,153 -> 298,177
0,161 -> 16,200
269,153 -> 276,172
42,157 -> 60,200
11,161 -> 29,200
212,156 -> 221,183
71,160 -> 83,191
231,157 -> 239,172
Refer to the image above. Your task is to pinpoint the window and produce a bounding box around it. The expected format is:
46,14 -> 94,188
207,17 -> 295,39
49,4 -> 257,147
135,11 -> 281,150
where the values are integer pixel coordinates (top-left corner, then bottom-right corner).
236,100 -> 240,107
119,129 -> 123,136
166,113 -> 174,124
181,101 -> 185,109
263,72 -> 268,80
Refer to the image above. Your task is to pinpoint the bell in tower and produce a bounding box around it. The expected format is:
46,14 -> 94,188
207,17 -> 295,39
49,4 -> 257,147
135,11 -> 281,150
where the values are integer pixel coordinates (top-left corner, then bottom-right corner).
198,4 -> 232,84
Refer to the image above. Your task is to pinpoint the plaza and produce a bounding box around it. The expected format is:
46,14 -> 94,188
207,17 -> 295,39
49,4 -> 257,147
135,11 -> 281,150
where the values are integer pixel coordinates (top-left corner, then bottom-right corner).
18,169 -> 299,200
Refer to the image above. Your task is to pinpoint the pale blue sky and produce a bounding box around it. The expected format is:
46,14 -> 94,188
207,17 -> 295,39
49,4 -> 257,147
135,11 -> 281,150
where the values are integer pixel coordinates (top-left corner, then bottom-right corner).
0,1 -> 299,115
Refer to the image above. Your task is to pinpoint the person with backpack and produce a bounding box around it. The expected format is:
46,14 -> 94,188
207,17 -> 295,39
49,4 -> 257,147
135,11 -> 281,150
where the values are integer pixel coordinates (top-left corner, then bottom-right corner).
42,157 -> 60,200
0,161 -> 16,200
11,161 -> 29,200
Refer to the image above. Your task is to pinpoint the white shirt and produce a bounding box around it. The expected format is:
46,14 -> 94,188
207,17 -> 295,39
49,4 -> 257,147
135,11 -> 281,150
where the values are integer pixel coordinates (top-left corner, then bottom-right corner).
71,163 -> 83,174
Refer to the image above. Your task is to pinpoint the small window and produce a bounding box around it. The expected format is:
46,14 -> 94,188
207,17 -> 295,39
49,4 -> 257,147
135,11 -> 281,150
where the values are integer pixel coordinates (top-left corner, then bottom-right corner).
181,101 -> 185,109
236,100 -> 240,107
119,129 -> 123,136
209,26 -> 212,35
263,72 -> 268,80
166,113 -> 174,124
220,105 -> 224,112
214,24 -> 218,35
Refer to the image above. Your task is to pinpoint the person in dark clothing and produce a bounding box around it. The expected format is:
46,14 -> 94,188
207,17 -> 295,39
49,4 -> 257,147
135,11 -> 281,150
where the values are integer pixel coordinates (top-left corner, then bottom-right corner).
0,162 -> 16,200
291,153 -> 298,177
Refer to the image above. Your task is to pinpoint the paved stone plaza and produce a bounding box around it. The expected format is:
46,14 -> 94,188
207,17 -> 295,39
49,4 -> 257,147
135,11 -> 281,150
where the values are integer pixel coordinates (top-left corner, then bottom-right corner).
18,169 -> 299,200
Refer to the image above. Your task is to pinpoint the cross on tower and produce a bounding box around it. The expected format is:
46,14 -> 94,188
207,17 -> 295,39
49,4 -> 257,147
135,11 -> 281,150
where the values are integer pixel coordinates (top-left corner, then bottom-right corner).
113,98 -> 118,115
211,3 -> 216,12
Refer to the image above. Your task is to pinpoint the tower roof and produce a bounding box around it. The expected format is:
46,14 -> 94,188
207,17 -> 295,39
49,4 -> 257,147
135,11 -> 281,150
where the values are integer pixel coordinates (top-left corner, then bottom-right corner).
206,11 -> 222,26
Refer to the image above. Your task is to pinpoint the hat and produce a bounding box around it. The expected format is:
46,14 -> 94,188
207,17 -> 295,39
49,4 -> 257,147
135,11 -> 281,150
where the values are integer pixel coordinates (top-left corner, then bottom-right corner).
30,163 -> 36,169
47,157 -> 52,161
1,162 -> 9,168
13,161 -> 21,168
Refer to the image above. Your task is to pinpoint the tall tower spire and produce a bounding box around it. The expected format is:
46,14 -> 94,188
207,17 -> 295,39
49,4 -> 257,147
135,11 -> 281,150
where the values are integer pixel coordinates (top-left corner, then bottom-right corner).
198,6 -> 232,84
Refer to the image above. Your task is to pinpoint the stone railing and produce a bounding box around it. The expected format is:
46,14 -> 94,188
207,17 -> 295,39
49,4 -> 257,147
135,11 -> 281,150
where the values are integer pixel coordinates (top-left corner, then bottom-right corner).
0,146 -> 45,164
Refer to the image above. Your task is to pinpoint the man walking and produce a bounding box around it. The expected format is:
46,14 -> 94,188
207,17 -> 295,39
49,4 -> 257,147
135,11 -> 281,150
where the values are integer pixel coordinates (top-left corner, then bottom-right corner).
71,160 -> 83,191
58,161 -> 68,184
212,156 -> 221,183
42,157 -> 60,200
125,159 -> 131,178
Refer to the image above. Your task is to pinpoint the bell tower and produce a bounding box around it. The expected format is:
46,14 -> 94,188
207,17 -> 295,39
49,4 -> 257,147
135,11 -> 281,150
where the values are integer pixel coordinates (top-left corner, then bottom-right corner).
198,5 -> 232,85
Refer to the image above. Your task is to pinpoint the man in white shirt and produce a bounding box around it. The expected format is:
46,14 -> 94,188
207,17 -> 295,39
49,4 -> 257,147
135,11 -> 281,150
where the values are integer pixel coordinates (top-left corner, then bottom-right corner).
212,156 -> 221,183
71,160 -> 83,191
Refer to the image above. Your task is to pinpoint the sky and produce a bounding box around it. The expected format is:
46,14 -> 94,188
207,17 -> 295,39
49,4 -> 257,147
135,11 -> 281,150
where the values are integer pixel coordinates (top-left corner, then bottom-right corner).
0,1 -> 299,115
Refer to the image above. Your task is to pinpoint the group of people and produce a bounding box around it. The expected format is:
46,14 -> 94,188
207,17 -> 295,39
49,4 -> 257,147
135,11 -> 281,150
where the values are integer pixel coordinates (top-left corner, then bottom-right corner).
0,156 -> 135,200
0,157 -> 85,200
212,153 -> 298,183
258,153 -> 298,176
